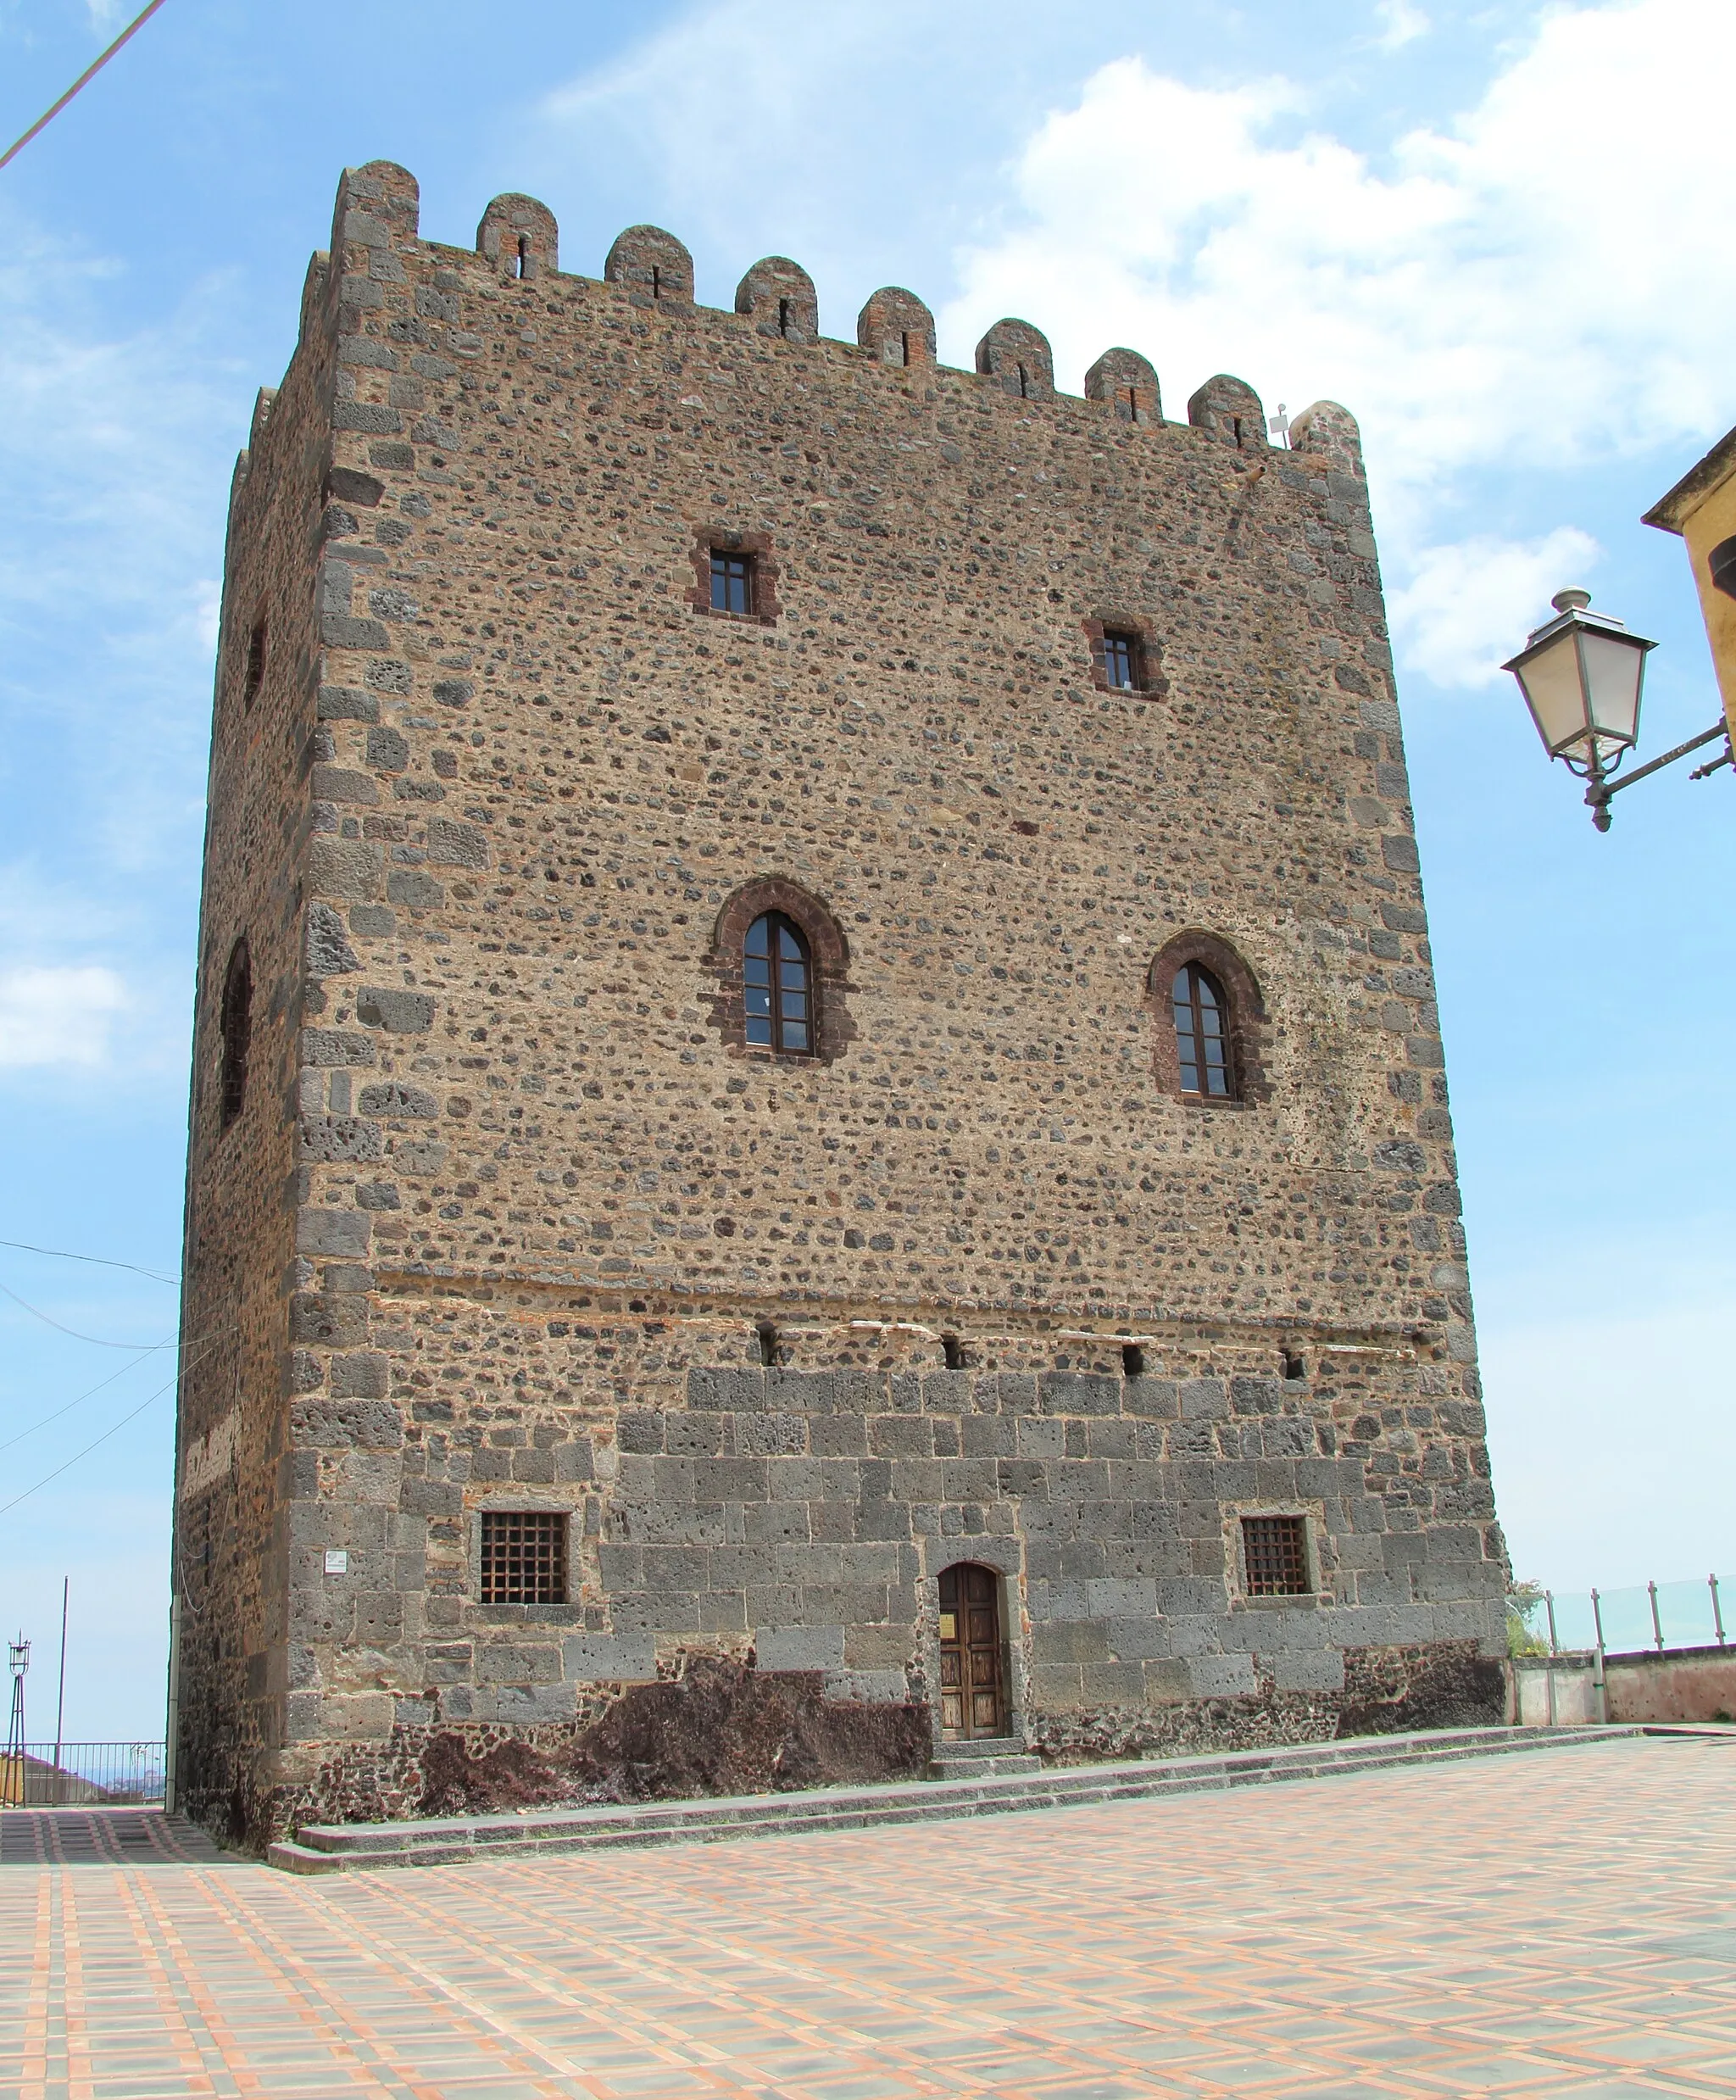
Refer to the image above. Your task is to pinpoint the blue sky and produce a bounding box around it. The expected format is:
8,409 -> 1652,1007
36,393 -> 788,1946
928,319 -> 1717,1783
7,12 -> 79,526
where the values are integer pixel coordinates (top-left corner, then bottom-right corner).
2,0 -> 1733,1736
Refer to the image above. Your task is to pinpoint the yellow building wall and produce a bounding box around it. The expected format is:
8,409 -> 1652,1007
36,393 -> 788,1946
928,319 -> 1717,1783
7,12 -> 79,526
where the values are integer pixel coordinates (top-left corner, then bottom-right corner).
1676,482 -> 1736,741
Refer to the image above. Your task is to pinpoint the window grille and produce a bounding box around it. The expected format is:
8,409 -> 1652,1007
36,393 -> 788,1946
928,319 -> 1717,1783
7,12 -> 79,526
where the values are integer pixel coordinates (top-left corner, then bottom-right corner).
743,911 -> 812,1054
1172,961 -> 1233,1099
710,550 -> 754,615
480,1511 -> 567,1605
1243,1515 -> 1310,1596
1103,632 -> 1139,690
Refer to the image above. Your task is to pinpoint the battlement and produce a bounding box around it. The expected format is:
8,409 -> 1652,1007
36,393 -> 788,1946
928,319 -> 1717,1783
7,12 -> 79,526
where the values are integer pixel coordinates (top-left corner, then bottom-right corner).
311,159 -> 1363,475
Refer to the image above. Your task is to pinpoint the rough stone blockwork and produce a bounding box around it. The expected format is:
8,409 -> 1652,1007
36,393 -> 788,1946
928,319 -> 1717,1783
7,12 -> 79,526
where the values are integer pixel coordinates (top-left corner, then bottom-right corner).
170,160 -> 1506,1852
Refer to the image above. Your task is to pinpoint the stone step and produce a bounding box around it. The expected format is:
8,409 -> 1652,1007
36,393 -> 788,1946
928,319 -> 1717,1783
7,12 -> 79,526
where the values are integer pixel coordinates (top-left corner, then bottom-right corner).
926,1741 -> 1043,1780
267,1723 -> 1643,1876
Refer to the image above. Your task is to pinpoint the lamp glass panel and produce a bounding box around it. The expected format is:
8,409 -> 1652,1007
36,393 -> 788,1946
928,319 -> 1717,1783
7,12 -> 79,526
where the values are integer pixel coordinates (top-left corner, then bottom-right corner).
1577,629 -> 1645,747
1517,630 -> 1591,754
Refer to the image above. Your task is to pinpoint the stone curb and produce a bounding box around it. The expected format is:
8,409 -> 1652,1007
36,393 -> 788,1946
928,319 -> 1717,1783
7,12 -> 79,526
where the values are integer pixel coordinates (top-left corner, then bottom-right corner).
268,1724 -> 1642,1875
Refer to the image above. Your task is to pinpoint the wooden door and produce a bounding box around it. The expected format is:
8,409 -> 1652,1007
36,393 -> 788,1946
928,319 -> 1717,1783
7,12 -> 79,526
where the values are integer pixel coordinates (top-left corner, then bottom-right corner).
938,1563 -> 1005,1741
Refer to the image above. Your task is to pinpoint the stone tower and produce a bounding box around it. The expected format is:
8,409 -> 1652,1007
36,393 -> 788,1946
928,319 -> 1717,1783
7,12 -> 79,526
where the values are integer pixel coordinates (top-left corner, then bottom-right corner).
169,162 -> 1506,1851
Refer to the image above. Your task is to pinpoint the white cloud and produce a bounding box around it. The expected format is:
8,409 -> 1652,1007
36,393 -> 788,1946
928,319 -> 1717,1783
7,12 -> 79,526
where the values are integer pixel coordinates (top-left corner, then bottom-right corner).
943,1 -> 1736,538
1388,526 -> 1600,688
0,965 -> 126,1069
1372,0 -> 1430,51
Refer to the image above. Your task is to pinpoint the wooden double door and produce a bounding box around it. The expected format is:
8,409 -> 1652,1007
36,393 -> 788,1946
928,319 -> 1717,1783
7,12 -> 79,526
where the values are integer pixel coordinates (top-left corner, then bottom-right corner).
938,1562 -> 1006,1740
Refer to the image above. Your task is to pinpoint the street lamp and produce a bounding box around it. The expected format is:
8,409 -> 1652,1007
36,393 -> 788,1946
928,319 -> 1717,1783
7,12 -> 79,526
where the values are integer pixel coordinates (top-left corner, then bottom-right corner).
1505,588 -> 1728,831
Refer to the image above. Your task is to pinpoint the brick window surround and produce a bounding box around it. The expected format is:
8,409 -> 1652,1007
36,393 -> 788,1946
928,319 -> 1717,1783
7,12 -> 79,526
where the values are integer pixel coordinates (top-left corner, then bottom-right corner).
703,877 -> 854,1062
687,529 -> 782,626
1147,930 -> 1269,1106
1082,614 -> 1166,697
479,1510 -> 567,1605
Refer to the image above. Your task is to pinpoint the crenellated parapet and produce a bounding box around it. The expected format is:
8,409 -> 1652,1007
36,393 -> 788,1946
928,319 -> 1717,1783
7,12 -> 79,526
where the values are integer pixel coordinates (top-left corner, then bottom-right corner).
1085,348 -> 1161,425
604,224 -> 693,307
476,193 -> 558,280
735,256 -> 818,344
303,164 -> 1355,458
856,287 -> 935,368
976,317 -> 1054,402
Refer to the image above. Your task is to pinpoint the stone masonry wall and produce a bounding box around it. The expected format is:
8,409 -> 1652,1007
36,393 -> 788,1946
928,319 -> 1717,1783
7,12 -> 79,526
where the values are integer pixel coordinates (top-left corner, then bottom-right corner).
172,162 -> 1506,1850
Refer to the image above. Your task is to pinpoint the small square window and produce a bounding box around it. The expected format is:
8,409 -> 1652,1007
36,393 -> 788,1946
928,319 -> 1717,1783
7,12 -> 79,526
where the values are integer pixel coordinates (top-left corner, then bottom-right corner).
1103,631 -> 1140,691
480,1511 -> 567,1605
710,550 -> 754,616
1243,1515 -> 1310,1596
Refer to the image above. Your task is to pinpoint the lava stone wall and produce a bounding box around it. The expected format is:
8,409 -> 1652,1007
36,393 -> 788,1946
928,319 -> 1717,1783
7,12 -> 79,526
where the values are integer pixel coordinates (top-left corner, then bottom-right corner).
172,161 -> 1506,1850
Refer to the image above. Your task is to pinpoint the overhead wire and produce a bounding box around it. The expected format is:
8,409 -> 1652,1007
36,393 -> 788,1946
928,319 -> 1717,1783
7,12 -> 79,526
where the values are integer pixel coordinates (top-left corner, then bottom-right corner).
0,1368 -> 181,1521
0,1277 -> 170,1351
0,0 -> 171,174
0,1328 -> 229,1523
0,1238 -> 178,1286
0,1319 -> 236,1454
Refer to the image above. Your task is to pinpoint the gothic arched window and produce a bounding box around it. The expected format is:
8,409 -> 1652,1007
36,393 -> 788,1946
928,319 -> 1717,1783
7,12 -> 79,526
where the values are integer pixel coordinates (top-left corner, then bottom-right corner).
220,936 -> 252,1128
744,912 -> 812,1055
1171,961 -> 1233,1100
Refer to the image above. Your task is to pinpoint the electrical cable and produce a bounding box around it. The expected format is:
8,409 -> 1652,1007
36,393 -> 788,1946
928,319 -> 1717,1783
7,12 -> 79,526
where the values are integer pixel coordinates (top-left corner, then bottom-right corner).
0,0 -> 170,174
0,1239 -> 178,1286
0,1278 -> 168,1351
0,1368 -> 181,1520
0,1321 -> 234,1454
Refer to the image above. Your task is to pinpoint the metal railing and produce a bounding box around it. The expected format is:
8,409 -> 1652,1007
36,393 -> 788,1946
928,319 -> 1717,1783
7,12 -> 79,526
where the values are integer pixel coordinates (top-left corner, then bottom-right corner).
0,1741 -> 166,1807
1512,1577 -> 1728,1657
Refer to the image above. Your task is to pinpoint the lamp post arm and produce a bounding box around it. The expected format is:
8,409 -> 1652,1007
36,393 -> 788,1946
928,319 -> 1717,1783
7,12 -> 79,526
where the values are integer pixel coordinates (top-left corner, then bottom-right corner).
1599,721 -> 1728,801
1586,720 -> 1728,828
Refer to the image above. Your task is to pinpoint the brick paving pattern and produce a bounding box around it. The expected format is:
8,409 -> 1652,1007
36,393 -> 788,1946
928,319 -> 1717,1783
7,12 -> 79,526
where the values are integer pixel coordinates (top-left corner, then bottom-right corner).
5,1737 -> 1736,2097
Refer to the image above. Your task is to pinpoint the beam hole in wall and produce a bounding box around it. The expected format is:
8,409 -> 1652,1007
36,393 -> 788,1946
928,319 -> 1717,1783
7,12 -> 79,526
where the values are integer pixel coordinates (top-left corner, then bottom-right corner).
1282,1348 -> 1305,1382
1121,1342 -> 1145,1378
756,1322 -> 779,1368
942,1333 -> 965,1370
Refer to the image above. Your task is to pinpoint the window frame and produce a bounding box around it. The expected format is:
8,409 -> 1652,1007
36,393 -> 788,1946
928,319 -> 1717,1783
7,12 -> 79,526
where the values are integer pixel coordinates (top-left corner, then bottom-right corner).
743,909 -> 815,1059
689,530 -> 782,626
709,549 -> 755,616
1147,931 -> 1268,1108
1082,614 -> 1164,697
1171,961 -> 1235,1102
703,877 -> 853,1065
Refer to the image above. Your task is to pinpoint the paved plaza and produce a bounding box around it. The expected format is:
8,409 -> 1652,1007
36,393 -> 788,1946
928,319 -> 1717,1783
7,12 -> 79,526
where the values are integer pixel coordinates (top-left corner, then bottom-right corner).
4,1735 -> 1736,2098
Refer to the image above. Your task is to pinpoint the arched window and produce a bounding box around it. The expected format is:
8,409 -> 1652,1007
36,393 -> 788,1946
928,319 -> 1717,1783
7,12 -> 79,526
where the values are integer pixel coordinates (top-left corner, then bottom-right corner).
220,937 -> 252,1128
1171,961 -> 1233,1100
744,912 -> 812,1055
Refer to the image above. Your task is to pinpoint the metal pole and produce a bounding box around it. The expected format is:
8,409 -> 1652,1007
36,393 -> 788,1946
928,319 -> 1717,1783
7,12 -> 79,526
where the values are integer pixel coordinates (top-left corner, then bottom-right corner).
1712,1574 -> 1725,1648
1649,1580 -> 1664,1653
1592,1587 -> 1605,1652
1545,1590 -> 1559,1656
53,1578 -> 68,1800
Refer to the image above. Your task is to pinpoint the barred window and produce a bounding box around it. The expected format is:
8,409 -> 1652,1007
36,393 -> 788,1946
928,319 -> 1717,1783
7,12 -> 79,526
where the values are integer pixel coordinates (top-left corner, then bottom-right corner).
480,1511 -> 567,1605
1243,1515 -> 1310,1596
710,550 -> 754,615
1172,961 -> 1233,1100
744,911 -> 812,1055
